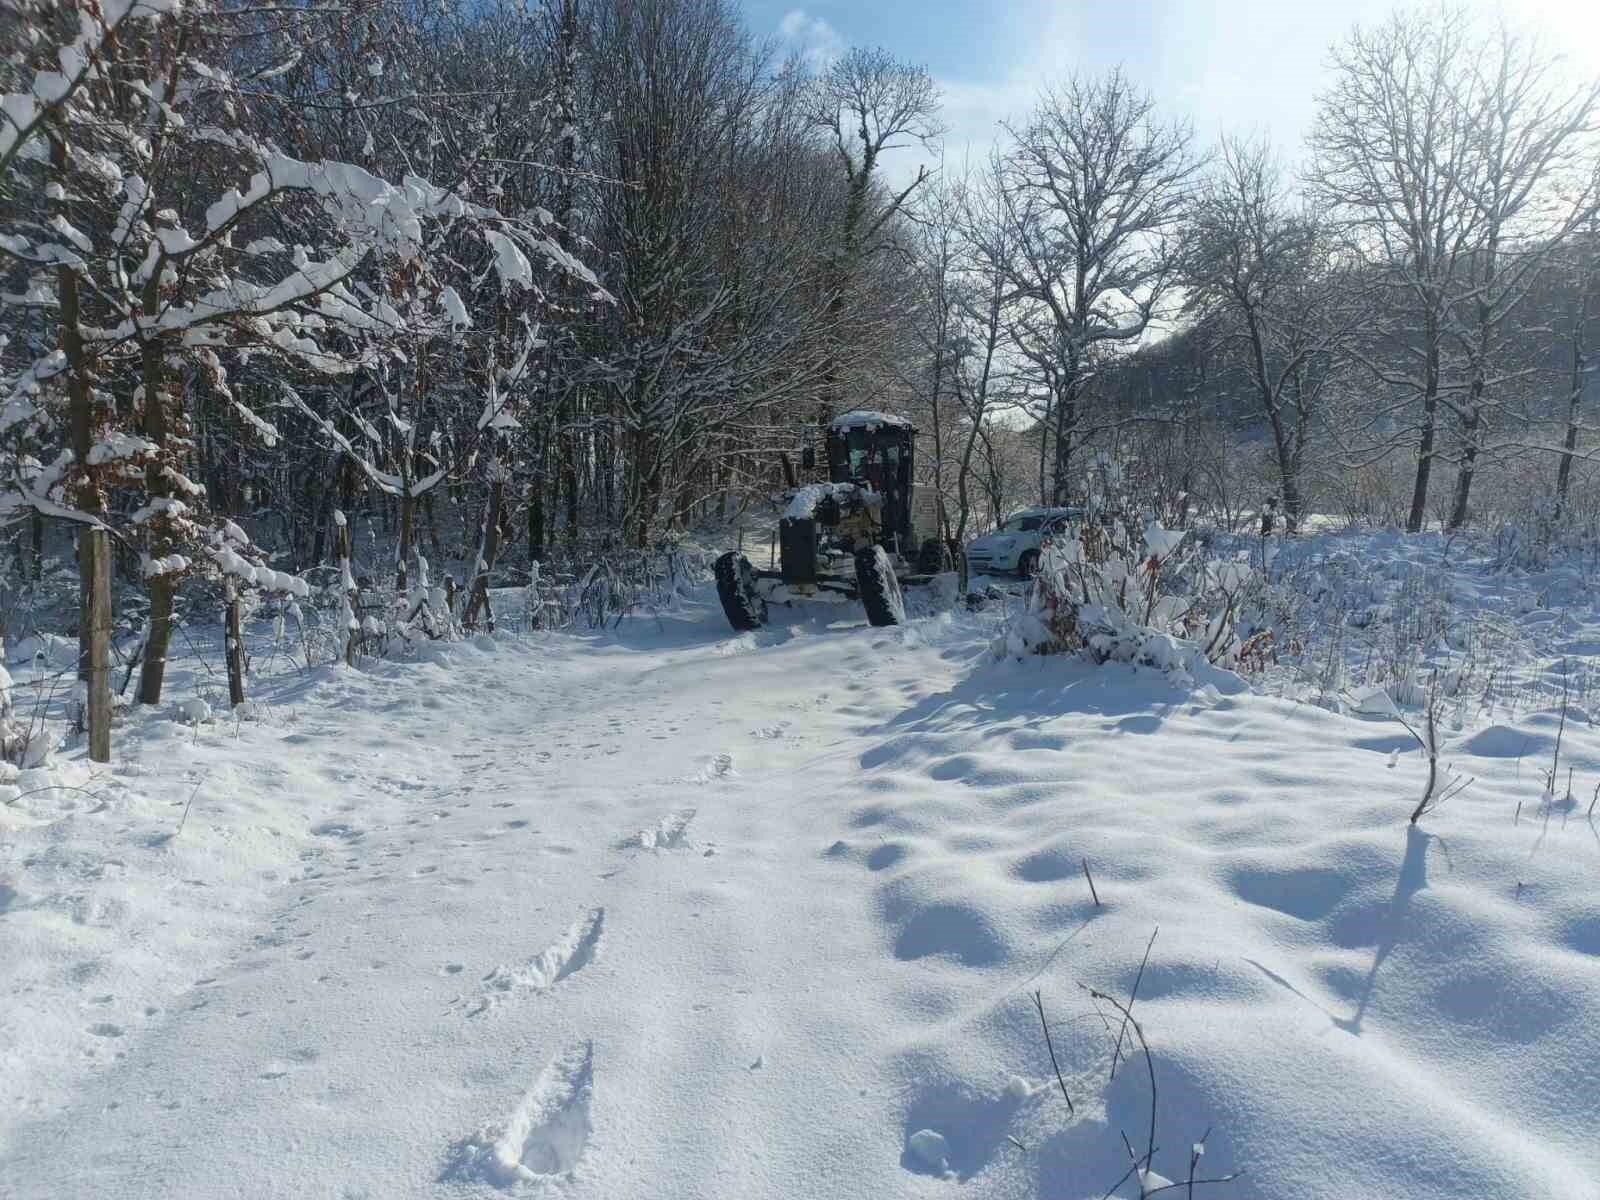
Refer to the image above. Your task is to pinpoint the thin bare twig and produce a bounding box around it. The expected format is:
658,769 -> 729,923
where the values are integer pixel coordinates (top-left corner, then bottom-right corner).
1111,926 -> 1159,1081
1082,856 -> 1101,906
1086,986 -> 1157,1180
175,775 -> 206,837
1550,661 -> 1571,788
1187,1126 -> 1211,1199
1033,990 -> 1075,1115
6,782 -> 109,808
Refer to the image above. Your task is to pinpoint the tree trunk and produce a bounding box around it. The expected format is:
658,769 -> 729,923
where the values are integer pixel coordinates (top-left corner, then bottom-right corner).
1264,410 -> 1304,535
139,579 -> 175,707
561,412 -> 579,549
1050,382 -> 1076,506
465,457 -> 507,630
336,514 -> 358,665
1555,248 -> 1593,516
556,0 -> 581,551
528,474 -> 546,564
1556,350 -> 1584,516
424,490 -> 442,558
1279,460 -> 1304,535
1447,409 -> 1481,531
1037,407 -> 1050,508
224,577 -> 245,707
54,133 -> 99,688
137,319 -> 175,705
396,490 -> 414,592
135,246 -> 179,704
1407,328 -> 1441,532
310,471 -> 332,566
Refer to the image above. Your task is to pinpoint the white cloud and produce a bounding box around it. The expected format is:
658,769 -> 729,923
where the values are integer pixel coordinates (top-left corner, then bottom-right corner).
776,8 -> 844,66
877,4 -> 1077,189
864,0 -> 1600,194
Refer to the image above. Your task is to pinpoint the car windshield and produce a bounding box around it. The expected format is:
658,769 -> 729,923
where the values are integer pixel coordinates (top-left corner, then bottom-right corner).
1003,516 -> 1043,532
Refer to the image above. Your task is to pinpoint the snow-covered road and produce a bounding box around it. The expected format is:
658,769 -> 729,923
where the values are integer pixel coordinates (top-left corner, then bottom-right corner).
3,616 -> 915,1198
5,583 -> 1600,1199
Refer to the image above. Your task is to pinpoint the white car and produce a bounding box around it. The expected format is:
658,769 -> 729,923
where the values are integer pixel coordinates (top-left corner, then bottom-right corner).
964,507 -> 1084,578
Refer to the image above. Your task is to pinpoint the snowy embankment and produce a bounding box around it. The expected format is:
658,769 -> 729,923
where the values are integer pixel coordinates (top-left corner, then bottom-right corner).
3,533 -> 1599,1199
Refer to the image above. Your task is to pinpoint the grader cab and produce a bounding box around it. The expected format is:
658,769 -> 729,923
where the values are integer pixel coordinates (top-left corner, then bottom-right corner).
714,411 -> 944,632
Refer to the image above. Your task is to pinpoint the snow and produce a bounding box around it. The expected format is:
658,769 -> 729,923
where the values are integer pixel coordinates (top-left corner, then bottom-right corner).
907,1128 -> 952,1173
437,284 -> 471,330
486,229 -> 533,290
1142,520 -> 1186,561
177,697 -> 212,724
3,532 -> 1600,1199
830,408 -> 913,432
86,432 -> 156,465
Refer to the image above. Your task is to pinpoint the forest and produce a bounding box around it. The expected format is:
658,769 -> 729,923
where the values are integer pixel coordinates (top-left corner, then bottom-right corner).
2,0 -> 1598,757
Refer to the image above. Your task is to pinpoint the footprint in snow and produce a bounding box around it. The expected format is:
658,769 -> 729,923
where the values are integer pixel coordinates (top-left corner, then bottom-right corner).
683,753 -> 734,784
440,1041 -> 594,1186
620,809 -> 696,851
467,908 -> 605,1017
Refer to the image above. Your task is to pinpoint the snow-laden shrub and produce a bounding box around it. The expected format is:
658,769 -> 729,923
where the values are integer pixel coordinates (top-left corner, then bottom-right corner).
564,542 -> 710,630
310,549 -> 462,663
0,639 -> 59,767
997,520 -> 1285,681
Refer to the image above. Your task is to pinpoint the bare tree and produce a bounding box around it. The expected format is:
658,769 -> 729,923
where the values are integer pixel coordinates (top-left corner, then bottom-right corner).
1185,138 -> 1358,531
810,46 -> 943,419
949,157 -> 1028,545
1311,7 -> 1482,532
1554,204 -> 1600,516
1439,26 -> 1600,528
999,69 -> 1198,505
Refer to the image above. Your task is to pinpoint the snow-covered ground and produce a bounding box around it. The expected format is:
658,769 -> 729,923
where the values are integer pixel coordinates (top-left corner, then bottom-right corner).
4,532 -> 1600,1199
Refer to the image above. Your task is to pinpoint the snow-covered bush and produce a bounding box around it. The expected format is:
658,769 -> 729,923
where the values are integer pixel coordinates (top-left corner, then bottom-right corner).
568,543 -> 710,630
0,638 -> 58,766
998,519 -> 1287,681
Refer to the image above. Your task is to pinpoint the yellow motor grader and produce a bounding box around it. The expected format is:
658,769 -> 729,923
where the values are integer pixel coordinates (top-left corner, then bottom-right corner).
714,410 -> 944,631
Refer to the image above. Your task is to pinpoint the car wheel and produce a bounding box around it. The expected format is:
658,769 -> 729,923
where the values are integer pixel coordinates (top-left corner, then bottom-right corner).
1018,549 -> 1039,579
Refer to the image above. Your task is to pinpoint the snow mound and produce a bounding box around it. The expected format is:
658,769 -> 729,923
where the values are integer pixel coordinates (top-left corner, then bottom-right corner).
6,634 -> 76,669
906,1128 -> 952,1174
1459,723 -> 1541,758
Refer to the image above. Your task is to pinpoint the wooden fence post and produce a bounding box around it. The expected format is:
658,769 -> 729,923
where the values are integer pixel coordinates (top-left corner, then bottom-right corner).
82,527 -> 111,762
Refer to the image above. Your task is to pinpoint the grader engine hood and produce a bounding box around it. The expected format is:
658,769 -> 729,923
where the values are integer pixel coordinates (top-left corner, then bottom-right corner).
782,481 -> 882,524
777,482 -> 881,585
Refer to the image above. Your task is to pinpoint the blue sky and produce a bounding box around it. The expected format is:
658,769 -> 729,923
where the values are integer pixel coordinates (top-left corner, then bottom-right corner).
748,1 -> 1600,184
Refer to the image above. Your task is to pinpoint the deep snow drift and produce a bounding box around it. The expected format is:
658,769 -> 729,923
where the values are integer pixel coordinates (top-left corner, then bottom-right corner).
3,532 -> 1599,1199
